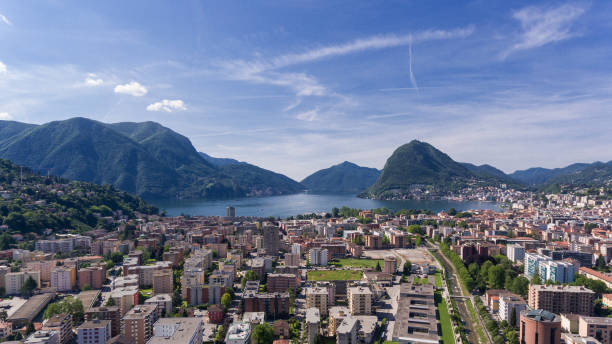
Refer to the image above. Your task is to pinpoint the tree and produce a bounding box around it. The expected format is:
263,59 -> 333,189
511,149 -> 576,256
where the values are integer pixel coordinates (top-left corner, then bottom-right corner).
531,272 -> 542,285
403,261 -> 412,276
44,296 -> 84,325
510,307 -> 517,327
448,208 -> 457,216
82,284 -> 91,291
0,310 -> 7,322
221,292 -> 232,310
214,326 -> 224,343
21,276 -> 38,297
241,270 -> 258,288
415,235 -> 422,247
106,297 -> 116,306
488,265 -> 506,289
252,323 -> 274,344
509,276 -> 530,297
26,322 -> 35,335
332,207 -> 340,218
375,261 -> 382,272
596,256 -> 609,272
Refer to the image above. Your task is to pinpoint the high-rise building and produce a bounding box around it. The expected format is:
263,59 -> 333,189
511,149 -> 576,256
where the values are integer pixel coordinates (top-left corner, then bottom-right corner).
305,308 -> 320,344
263,226 -> 280,256
528,285 -> 595,316
309,248 -> 328,266
121,305 -> 158,344
51,266 -> 77,292
85,306 -> 121,337
77,320 -> 111,344
383,257 -> 397,274
306,287 -> 329,316
347,286 -> 372,315
226,206 -> 235,218
267,273 -> 299,293
291,243 -> 301,255
507,244 -> 526,263
5,270 -> 41,295
78,265 -> 106,290
499,295 -> 527,327
284,253 -> 300,267
539,261 -> 575,284
152,269 -> 173,295
519,309 -> 561,344
524,253 -> 552,279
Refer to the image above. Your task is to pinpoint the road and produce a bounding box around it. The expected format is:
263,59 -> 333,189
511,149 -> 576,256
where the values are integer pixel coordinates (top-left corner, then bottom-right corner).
430,247 -> 486,344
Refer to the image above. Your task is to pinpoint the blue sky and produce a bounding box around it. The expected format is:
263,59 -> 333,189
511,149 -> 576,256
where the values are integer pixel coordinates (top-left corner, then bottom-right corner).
1,1 -> 611,180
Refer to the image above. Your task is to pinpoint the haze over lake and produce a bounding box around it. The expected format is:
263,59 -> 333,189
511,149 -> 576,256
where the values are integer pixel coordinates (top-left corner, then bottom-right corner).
150,193 -> 501,218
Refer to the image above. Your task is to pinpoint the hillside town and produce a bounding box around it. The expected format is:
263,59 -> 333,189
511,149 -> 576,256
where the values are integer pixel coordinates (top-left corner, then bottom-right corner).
0,189 -> 610,344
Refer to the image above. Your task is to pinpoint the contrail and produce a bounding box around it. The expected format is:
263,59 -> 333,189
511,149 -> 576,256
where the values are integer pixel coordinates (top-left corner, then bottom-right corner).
408,38 -> 419,93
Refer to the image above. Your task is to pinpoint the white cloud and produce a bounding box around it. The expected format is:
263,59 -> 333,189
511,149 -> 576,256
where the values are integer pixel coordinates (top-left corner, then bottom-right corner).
295,108 -> 319,121
0,61 -> 6,74
114,81 -> 147,96
84,73 -> 103,86
0,13 -> 11,26
146,99 -> 187,112
0,112 -> 12,120
503,3 -> 587,57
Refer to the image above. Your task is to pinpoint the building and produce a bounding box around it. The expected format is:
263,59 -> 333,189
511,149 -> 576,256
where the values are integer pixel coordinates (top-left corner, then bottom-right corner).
383,257 -> 397,274
5,270 -> 41,295
284,253 -> 300,267
528,285 -> 595,316
85,306 -> 121,337
242,292 -> 290,320
120,305 -> 158,344
347,286 -> 372,315
267,273 -> 298,293
144,294 -> 173,318
579,316 -> 612,344
392,280 -> 439,344
519,309 -> 561,344
525,253 -> 552,279
263,226 -> 280,256
42,313 -> 73,344
7,293 -> 54,328
549,251 -> 593,268
226,206 -> 235,218
225,322 -> 251,344
152,270 -> 173,295
207,304 -> 224,325
126,261 -> 173,287
77,320 -> 111,344
305,308 -> 321,344
51,266 -> 77,292
499,294 -> 527,327
78,265 -> 105,290
291,243 -> 301,255
539,261 -> 575,284
109,286 -> 139,316
306,287 -> 329,316
336,317 -> 358,344
24,330 -> 60,344
508,244 -> 526,263
26,260 -> 56,283
309,248 -> 328,266
149,318 -> 203,344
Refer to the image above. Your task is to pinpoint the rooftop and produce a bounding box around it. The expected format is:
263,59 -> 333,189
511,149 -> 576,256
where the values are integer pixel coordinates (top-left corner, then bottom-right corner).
78,319 -> 111,330
522,309 -> 559,322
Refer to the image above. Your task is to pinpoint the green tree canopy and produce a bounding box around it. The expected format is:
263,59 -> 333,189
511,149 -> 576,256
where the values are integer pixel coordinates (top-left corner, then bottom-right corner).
252,323 -> 274,344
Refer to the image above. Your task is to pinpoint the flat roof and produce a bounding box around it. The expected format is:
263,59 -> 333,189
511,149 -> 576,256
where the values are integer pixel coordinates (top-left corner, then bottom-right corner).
77,290 -> 101,311
7,293 -> 54,322
78,320 -> 111,330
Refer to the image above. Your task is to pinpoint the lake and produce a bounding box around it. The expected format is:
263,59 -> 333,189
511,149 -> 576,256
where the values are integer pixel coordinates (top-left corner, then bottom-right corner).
149,192 -> 501,218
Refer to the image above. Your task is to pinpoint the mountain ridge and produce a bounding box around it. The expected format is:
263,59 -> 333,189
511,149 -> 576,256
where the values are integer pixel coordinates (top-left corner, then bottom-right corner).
301,161 -> 380,193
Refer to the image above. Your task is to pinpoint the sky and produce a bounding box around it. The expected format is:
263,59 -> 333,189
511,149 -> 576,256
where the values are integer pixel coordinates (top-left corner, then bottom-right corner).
0,1 -> 611,181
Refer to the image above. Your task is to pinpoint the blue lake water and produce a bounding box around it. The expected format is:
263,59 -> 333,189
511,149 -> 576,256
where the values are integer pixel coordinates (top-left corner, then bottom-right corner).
150,192 -> 501,218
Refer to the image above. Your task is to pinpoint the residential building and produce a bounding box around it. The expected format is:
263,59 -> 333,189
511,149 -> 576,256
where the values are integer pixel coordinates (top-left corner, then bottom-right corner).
225,322 -> 251,344
499,294 -> 527,327
306,287 -> 329,316
524,253 -> 552,279
77,320 -> 111,344
579,316 -> 612,344
78,265 -> 105,290
120,305 -> 158,344
144,294 -> 172,318
42,313 -> 73,344
309,248 -> 328,266
5,270 -> 41,295
305,308 -> 320,344
392,280 -> 439,344
149,318 -> 203,344
109,286 -> 139,316
336,317 -> 358,344
528,285 -> 595,316
284,253 -> 300,267
24,330 -> 60,344
539,261 -> 575,284
519,309 -> 561,344
263,226 -> 280,256
85,306 -> 121,337
267,273 -> 298,293
383,257 -> 397,274
507,244 -> 526,263
152,270 -> 173,295
347,286 -> 372,315
50,266 -> 77,292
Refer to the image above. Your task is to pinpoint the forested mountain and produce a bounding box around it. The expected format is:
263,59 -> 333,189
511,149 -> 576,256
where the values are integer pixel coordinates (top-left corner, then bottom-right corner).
301,161 -> 380,193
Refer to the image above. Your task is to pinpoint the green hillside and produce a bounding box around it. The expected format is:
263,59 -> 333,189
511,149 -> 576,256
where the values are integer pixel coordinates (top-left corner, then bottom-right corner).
301,161 -> 380,193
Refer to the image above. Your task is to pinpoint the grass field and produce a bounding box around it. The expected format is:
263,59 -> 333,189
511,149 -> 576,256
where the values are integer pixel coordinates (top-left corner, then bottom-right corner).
435,291 -> 454,344
307,270 -> 363,281
434,270 -> 443,288
466,299 -> 488,344
329,258 -> 383,268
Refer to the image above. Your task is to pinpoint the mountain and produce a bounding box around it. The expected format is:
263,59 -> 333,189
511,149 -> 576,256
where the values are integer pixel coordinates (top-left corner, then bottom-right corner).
301,161 -> 380,193
217,162 -> 305,196
0,118 -> 303,199
362,140 -> 512,199
542,161 -> 612,189
510,163 -> 591,186
460,162 -> 518,185
199,152 -> 241,166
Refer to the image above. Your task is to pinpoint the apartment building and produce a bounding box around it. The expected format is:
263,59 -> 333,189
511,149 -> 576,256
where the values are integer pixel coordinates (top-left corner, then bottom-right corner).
539,261 -> 575,284
499,294 -> 527,327
519,309 -> 561,344
306,287 -> 329,316
24,330 -> 60,344
528,285 -> 595,316
85,306 -> 121,337
524,253 -> 552,279
309,248 -> 328,266
507,244 -> 525,263
145,294 -> 173,318
42,313 -> 73,344
578,316 -> 612,344
347,286 -> 372,315
26,260 -> 56,283
242,291 -> 290,320
149,318 -> 203,344
5,270 -> 41,295
266,273 -> 298,293
305,308 -> 321,344
284,253 -> 300,267
50,266 -> 76,291
152,269 -> 173,295
78,265 -> 105,290
383,257 -> 397,274
76,320 -> 111,344
121,305 -> 158,344
126,261 -> 173,287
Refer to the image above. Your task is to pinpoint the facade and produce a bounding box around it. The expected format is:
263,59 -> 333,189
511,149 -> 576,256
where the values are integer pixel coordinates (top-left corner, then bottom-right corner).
78,265 -> 105,290
50,266 -> 77,292
24,330 -> 60,344
284,253 -> 300,267
539,261 -> 575,284
85,306 -> 121,337
347,286 -> 372,315
519,309 -> 561,344
120,305 -> 158,344
507,244 -> 526,263
383,257 -> 397,274
499,295 -> 527,327
42,313 -> 73,344
152,269 -> 173,295
305,308 -> 321,344
578,316 -> 612,344
76,320 -> 111,344
528,285 -> 595,316
5,270 -> 41,295
524,253 -> 552,279
309,248 -> 328,266
263,226 -> 280,256
267,273 -> 298,293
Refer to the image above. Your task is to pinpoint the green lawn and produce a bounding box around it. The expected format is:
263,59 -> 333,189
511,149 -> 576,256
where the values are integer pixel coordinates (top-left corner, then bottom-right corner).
466,299 -> 488,344
435,291 -> 454,344
434,270 -> 443,288
329,258 -> 383,268
307,270 -> 363,281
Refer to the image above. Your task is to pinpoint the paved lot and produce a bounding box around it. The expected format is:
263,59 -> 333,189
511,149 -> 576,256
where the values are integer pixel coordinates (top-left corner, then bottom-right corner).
363,248 -> 435,272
